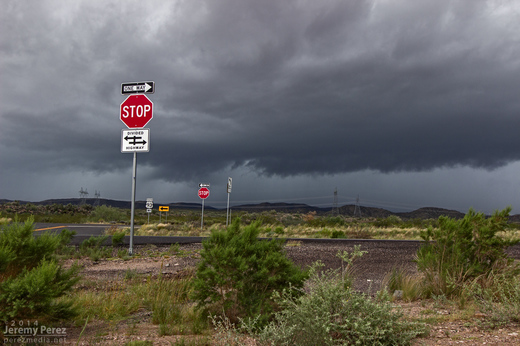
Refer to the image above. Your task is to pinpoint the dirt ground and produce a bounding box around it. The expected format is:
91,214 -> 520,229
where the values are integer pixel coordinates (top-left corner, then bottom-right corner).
59,241 -> 520,345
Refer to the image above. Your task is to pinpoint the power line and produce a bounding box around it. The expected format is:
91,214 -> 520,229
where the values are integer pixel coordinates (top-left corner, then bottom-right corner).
79,187 -> 88,205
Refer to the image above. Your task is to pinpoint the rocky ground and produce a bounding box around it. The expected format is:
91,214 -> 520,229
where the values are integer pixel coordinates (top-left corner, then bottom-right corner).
60,240 -> 520,345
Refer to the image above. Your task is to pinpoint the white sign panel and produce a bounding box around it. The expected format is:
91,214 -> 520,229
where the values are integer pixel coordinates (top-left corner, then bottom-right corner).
121,81 -> 155,94
121,128 -> 150,153
227,177 -> 232,193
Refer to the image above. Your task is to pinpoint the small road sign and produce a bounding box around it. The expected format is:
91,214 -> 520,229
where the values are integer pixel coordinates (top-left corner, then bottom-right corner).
120,94 -> 154,128
121,129 -> 150,153
146,198 -> 153,209
159,206 -> 169,212
199,183 -> 210,188
121,81 -> 155,94
227,177 -> 232,193
146,208 -> 152,213
198,187 -> 210,199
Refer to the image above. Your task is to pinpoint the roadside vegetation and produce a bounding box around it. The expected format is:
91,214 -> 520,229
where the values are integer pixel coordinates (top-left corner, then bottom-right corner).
1,202 -> 520,344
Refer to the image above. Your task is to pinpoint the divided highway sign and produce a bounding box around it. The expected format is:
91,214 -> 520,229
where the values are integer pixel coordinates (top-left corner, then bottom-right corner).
121,129 -> 150,153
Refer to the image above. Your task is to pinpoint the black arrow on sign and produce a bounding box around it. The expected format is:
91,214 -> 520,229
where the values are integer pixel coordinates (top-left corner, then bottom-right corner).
124,136 -> 147,145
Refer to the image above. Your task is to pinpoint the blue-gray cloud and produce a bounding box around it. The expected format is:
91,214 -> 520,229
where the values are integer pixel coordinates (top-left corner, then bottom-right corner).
2,0 -> 520,211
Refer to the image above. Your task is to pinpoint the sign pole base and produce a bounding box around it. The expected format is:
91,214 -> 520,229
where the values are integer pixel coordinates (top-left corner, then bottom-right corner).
129,152 -> 137,256
226,193 -> 230,226
201,199 -> 205,230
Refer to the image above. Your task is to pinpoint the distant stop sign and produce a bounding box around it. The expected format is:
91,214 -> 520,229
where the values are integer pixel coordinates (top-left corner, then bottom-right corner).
120,95 -> 153,128
198,187 -> 210,199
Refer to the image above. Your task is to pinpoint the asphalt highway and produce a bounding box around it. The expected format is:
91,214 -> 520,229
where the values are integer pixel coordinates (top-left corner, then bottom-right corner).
29,223 -> 520,263
32,223 -> 203,246
32,222 -> 425,246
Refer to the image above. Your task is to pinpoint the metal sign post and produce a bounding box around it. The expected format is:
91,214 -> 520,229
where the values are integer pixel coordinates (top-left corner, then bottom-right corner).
201,199 -> 205,230
198,185 -> 210,230
129,152 -> 137,255
226,177 -> 232,226
159,206 -> 169,223
120,80 -> 155,256
146,198 -> 153,224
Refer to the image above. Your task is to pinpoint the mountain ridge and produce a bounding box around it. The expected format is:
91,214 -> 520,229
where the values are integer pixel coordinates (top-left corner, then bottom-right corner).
0,198 -> 480,220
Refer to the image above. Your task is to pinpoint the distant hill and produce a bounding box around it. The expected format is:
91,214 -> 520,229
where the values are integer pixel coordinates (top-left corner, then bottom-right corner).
232,202 -> 320,214
397,207 -> 465,220
0,198 -> 510,221
0,198 -> 216,211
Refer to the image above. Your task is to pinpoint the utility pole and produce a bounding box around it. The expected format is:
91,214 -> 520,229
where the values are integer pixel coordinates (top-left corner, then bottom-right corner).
354,195 -> 362,218
332,188 -> 339,216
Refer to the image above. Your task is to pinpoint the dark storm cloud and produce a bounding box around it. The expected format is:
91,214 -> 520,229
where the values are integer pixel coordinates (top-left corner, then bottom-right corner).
2,0 -> 520,186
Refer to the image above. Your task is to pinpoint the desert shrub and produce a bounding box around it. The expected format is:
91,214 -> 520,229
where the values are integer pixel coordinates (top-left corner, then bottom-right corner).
79,235 -> 111,260
258,262 -> 427,345
306,216 -> 345,228
89,205 -> 127,223
373,215 -> 402,228
0,217 -> 79,322
111,230 -> 126,246
336,245 -> 367,289
416,207 -> 519,298
81,235 -> 109,249
383,267 -> 424,302
254,212 -> 281,226
316,227 -> 333,238
330,230 -> 346,238
472,271 -> 520,328
192,218 -> 308,327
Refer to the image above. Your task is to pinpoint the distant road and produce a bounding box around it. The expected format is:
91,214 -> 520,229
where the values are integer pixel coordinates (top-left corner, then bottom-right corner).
32,223 -> 204,245
29,223 -> 520,262
33,223 -> 115,236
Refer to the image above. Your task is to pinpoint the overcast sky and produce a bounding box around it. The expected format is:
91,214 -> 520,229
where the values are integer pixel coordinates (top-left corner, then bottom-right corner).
2,0 -> 520,213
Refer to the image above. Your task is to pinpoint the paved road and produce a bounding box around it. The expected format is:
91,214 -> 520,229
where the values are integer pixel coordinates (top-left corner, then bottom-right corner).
32,222 -> 204,245
30,223 -> 520,263
33,223 -> 115,236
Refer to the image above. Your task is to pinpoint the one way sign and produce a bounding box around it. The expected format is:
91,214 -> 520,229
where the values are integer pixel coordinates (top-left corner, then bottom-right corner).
121,81 -> 155,94
121,128 -> 150,153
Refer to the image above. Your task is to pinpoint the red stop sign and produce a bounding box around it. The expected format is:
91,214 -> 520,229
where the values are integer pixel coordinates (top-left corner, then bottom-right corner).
120,95 -> 153,128
198,187 -> 210,199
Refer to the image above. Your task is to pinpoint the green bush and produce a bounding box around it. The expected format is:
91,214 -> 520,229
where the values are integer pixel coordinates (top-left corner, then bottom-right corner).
331,230 -> 346,238
79,235 -> 112,260
0,217 -> 79,322
258,262 -> 427,345
111,231 -> 126,246
89,205 -> 127,223
192,218 -> 308,326
416,207 -> 520,298
373,215 -> 402,228
307,216 -> 345,228
472,272 -> 520,328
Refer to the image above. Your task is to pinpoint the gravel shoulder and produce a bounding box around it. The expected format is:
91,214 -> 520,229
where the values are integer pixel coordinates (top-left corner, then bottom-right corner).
63,241 -> 520,345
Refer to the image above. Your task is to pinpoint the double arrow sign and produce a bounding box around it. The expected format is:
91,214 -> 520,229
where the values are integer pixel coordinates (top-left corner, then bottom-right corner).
125,135 -> 147,145
121,129 -> 150,153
